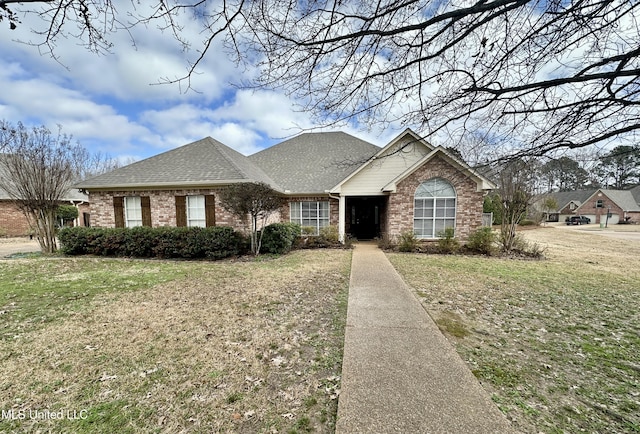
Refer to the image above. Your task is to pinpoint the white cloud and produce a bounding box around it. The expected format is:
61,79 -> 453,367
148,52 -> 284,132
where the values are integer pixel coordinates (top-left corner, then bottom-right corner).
213,90 -> 314,138
0,4 -> 403,164
209,123 -> 263,155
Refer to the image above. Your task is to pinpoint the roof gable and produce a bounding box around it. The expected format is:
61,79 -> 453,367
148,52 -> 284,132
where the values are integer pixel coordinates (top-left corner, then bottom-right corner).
382,146 -> 496,193
330,129 -> 434,194
577,189 -> 640,212
332,129 -> 494,194
544,190 -> 597,211
76,137 -> 279,190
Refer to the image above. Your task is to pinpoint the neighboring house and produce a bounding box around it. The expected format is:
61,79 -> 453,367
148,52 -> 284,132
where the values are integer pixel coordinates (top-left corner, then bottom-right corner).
0,154 -> 90,236
0,186 -> 89,237
538,187 -> 640,224
75,129 -> 495,242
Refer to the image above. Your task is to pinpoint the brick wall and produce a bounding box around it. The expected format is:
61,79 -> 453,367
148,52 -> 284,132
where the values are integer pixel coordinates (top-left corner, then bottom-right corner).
0,201 -> 30,236
89,189 -> 252,232
90,190 -> 343,233
576,194 -> 624,224
387,156 -> 485,242
1,201 -> 90,237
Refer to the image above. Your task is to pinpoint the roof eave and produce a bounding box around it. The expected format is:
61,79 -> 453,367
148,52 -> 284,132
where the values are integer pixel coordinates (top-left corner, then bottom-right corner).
75,179 -> 271,191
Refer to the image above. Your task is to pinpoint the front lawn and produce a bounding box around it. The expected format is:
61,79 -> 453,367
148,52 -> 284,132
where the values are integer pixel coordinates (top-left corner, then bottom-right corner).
0,250 -> 351,433
389,227 -> 640,433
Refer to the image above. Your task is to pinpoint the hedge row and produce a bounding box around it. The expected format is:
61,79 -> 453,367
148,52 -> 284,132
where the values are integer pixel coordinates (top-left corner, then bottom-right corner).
58,226 -> 247,260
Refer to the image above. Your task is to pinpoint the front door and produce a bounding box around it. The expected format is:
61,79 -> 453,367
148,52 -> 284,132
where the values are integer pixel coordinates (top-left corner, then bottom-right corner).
348,197 -> 385,240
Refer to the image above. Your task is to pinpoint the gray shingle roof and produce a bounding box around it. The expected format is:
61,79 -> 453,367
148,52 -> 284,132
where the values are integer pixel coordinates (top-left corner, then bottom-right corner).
76,137 -> 279,190
549,189 -> 597,211
629,185 -> 640,204
545,188 -> 640,212
249,132 -> 379,193
600,189 -> 640,211
0,154 -> 88,202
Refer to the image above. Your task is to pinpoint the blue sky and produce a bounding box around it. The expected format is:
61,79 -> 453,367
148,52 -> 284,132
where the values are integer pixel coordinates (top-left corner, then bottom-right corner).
0,8 -> 399,164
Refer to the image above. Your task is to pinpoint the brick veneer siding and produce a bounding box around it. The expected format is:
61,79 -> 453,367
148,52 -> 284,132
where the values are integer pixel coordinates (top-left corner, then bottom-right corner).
387,156 -> 485,242
1,201 -> 90,237
0,201 -> 30,236
575,193 -> 624,224
89,189 -> 250,232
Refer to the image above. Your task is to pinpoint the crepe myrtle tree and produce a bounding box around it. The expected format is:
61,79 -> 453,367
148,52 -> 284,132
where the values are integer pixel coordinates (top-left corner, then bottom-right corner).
0,120 -> 90,253
3,1 -> 640,162
218,182 -> 284,255
487,158 -> 537,252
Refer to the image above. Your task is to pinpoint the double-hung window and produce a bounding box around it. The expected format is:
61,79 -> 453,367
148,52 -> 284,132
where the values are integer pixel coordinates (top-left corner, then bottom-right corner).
124,196 -> 143,227
414,178 -> 456,239
290,201 -> 329,234
187,195 -> 206,227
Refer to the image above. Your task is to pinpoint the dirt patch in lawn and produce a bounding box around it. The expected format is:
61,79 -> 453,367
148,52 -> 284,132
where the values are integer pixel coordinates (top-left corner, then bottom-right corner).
390,227 -> 640,433
0,250 -> 351,433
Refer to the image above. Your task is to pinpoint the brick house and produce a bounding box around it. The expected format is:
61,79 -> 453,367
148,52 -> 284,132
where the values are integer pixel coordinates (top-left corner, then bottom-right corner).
0,192 -> 90,237
539,188 -> 640,224
75,129 -> 494,242
0,162 -> 90,237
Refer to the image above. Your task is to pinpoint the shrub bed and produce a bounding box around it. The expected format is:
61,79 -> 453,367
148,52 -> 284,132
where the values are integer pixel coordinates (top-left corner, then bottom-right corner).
58,226 -> 246,260
260,222 -> 301,254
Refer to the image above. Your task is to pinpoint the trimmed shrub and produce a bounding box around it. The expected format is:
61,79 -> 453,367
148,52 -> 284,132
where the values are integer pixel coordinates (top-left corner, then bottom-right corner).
59,226 -> 246,260
260,222 -> 301,254
296,225 -> 347,249
465,227 -> 497,255
318,225 -> 340,244
437,227 -> 460,254
203,226 -> 247,259
398,230 -> 418,252
377,234 -> 396,250
58,227 -> 94,255
509,233 -> 546,259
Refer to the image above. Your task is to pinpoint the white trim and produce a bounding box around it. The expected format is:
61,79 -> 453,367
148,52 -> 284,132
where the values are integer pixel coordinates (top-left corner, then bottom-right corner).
338,195 -> 346,242
124,196 -> 143,228
290,200 -> 330,235
186,195 -> 206,227
413,178 -> 457,239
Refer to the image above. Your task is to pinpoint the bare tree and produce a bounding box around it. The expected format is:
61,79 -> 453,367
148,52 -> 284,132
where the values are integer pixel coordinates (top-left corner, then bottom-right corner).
492,158 -> 536,252
4,1 -> 640,160
218,182 -> 284,255
0,120 -> 89,253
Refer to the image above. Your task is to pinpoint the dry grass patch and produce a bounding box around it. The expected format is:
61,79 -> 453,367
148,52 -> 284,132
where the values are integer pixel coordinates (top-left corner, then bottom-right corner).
0,250 -> 351,433
389,227 -> 640,434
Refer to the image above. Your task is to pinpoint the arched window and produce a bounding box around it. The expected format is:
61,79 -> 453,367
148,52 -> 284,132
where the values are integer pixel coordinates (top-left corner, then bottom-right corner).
414,178 -> 456,238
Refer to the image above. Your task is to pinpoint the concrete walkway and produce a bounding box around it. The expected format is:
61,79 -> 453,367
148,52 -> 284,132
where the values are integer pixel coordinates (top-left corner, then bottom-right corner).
336,243 -> 516,433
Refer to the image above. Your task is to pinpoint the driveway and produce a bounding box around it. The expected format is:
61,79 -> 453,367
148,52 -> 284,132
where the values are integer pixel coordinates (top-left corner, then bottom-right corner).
0,239 -> 41,258
550,222 -> 640,242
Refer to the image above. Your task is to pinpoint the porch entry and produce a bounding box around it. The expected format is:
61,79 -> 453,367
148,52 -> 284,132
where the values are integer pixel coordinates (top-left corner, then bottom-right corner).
346,196 -> 387,240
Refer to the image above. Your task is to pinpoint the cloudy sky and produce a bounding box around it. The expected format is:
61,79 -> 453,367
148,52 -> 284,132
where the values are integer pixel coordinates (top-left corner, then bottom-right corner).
0,5 -> 399,164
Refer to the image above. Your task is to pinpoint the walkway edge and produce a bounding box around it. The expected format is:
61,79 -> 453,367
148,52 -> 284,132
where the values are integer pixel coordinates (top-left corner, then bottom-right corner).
336,243 -> 516,433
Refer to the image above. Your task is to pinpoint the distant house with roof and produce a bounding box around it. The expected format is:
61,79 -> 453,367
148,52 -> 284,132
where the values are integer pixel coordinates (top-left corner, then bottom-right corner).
537,187 -> 640,224
0,159 -> 89,236
75,129 -> 495,242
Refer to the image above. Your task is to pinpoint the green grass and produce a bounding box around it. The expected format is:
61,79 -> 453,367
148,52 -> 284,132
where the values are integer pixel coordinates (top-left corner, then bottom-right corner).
388,233 -> 640,434
0,258 -> 203,339
0,250 -> 351,433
